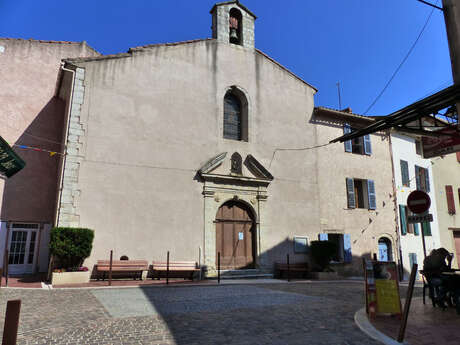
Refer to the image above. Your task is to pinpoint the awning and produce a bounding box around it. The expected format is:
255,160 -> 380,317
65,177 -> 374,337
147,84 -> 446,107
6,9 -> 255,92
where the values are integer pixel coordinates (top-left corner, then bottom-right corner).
330,84 -> 460,143
0,136 -> 26,178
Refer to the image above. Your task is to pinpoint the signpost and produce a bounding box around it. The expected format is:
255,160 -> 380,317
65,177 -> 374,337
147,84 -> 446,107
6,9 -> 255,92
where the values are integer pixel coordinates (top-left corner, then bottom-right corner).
407,190 -> 432,258
363,259 -> 402,319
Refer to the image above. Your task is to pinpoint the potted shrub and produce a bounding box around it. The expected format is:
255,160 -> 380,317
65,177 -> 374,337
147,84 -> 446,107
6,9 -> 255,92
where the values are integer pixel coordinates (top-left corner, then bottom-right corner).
49,227 -> 94,285
309,240 -> 339,280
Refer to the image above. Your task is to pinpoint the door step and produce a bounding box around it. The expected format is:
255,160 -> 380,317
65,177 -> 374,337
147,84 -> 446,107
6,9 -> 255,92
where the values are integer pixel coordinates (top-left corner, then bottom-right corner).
210,269 -> 273,280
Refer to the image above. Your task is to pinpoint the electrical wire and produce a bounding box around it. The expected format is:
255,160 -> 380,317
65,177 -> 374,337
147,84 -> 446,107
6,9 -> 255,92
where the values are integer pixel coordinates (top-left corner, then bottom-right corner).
363,1 -> 438,115
268,142 -> 332,169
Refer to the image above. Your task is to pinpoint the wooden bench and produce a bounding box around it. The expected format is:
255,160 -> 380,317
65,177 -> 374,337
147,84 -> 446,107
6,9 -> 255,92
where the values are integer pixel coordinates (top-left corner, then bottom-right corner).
275,262 -> 309,279
151,261 -> 200,281
96,260 -> 149,280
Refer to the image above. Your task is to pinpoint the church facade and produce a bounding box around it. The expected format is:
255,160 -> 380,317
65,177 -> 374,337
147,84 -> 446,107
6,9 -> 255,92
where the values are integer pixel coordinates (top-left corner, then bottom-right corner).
2,1 -> 399,277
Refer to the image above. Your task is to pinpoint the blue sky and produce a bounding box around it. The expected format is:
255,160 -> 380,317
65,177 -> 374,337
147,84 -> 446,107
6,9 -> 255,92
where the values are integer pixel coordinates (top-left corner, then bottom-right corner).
0,0 -> 453,116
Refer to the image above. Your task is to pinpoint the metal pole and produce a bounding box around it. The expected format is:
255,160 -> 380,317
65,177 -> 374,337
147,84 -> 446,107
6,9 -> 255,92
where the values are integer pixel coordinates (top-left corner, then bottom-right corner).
2,299 -> 21,345
198,246 -> 202,281
421,223 -> 427,259
217,252 -> 221,284
4,250 -> 8,287
108,250 -> 113,286
166,251 -> 170,285
287,254 -> 290,282
336,81 -> 342,109
397,263 -> 418,343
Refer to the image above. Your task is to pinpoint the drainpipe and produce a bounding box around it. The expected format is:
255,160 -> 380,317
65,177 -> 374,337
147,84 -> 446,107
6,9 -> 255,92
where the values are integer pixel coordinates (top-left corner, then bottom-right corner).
388,131 -> 404,280
54,63 -> 75,227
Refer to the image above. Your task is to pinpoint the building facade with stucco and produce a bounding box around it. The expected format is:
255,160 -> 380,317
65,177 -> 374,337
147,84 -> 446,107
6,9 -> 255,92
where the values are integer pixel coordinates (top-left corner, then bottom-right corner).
0,38 -> 98,275
1,1 -> 400,278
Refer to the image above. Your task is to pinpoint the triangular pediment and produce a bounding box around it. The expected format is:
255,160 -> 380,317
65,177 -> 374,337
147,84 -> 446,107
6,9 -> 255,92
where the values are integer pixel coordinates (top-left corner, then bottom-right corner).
198,152 -> 273,184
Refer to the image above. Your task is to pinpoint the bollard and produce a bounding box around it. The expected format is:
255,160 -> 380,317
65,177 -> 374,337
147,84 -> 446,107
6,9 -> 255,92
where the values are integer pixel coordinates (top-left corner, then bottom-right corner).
218,252 -> 221,284
287,253 -> 290,282
108,250 -> 113,286
4,250 -> 8,287
2,299 -> 21,345
166,251 -> 170,285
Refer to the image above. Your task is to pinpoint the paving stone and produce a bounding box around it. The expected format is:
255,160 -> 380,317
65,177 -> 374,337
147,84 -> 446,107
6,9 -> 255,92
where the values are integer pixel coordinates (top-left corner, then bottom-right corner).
0,282 -> 398,344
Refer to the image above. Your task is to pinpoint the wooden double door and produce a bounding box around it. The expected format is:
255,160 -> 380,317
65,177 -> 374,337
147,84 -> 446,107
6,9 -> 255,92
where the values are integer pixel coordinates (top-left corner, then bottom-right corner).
216,201 -> 255,269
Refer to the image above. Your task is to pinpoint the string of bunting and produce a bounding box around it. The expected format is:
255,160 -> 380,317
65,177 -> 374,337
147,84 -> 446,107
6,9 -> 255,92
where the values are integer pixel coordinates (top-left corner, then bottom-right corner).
8,142 -> 65,157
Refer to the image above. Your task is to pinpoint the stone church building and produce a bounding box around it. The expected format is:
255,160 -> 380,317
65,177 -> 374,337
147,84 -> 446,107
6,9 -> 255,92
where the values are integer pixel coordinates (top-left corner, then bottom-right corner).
1,1 -> 398,277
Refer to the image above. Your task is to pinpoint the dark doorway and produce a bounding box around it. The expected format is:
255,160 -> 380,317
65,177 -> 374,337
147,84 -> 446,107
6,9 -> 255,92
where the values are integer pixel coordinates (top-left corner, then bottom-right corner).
215,201 -> 255,269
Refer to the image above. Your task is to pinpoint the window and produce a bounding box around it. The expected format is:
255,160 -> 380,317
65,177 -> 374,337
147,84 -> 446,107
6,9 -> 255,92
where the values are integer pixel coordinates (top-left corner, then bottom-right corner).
343,123 -> 372,155
446,185 -> 456,215
223,88 -> 248,141
415,139 -> 422,156
294,236 -> 309,254
346,178 -> 376,210
399,205 -> 420,236
318,233 -> 352,263
415,165 -> 430,192
229,8 -> 243,45
400,160 -> 410,187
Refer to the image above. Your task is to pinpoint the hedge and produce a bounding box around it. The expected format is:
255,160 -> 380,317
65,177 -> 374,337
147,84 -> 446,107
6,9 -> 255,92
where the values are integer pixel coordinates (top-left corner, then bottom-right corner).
49,227 -> 94,269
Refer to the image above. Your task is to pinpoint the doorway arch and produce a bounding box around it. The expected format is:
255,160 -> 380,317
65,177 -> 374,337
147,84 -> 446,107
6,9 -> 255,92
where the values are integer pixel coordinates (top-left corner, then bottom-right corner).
215,200 -> 256,269
378,237 -> 393,262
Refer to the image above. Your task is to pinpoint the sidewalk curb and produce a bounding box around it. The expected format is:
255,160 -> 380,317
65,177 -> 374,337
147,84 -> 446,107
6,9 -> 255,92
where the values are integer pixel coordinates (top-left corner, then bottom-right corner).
354,308 -> 408,345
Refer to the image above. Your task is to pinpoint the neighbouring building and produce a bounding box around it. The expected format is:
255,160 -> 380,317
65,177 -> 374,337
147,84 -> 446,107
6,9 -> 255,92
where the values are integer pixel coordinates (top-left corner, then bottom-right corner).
390,132 -> 441,279
432,152 -> 460,268
0,38 -> 99,274
314,107 -> 398,276
1,1 -> 401,277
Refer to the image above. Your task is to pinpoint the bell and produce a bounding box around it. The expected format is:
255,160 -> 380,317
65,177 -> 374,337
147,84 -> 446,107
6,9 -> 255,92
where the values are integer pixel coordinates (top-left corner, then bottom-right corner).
230,28 -> 238,40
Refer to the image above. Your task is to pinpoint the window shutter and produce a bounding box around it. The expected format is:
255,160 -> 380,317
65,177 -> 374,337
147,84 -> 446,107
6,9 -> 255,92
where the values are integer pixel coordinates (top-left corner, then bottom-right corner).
415,166 -> 421,190
344,124 -> 352,152
422,222 -> 432,236
367,180 -> 376,210
343,234 -> 352,263
456,152 -> 460,163
399,205 -> 407,235
400,160 -> 409,187
424,168 -> 430,193
364,135 -> 372,155
414,223 -> 420,236
346,178 -> 355,208
319,233 -> 328,241
446,185 -> 456,215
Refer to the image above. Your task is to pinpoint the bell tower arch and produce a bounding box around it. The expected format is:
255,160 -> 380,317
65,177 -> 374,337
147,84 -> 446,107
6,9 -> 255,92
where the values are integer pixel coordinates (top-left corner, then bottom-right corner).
210,1 -> 256,49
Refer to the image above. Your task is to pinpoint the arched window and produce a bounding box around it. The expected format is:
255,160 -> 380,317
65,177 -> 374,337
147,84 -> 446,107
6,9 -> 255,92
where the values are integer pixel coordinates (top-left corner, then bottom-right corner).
223,88 -> 248,141
224,92 -> 242,140
229,8 -> 243,45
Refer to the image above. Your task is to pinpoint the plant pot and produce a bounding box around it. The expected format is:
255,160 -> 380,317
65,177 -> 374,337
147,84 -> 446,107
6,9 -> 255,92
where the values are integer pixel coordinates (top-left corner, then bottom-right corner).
51,271 -> 90,286
309,271 -> 339,280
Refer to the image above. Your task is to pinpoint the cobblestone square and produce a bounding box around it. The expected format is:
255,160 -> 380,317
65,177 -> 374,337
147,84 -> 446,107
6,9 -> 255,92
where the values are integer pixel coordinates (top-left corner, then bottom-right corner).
0,281 -> 409,345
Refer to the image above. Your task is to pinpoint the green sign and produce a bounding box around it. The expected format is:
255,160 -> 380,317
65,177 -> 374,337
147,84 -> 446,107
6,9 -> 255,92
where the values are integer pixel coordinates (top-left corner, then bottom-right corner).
0,136 -> 26,178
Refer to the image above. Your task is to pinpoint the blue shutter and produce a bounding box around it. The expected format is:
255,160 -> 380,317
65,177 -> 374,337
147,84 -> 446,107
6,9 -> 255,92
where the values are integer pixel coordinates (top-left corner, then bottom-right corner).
414,223 -> 420,236
367,180 -> 376,210
399,205 -> 407,235
409,253 -> 420,280
400,160 -> 409,187
415,166 -> 421,190
319,233 -> 328,241
425,168 -> 430,193
364,135 -> 372,155
346,178 -> 356,209
343,234 -> 352,263
422,222 -> 432,236
344,124 -> 352,152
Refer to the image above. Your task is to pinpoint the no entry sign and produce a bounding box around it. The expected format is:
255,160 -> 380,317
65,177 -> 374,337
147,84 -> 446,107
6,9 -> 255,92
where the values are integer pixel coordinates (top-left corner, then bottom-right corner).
407,191 -> 431,214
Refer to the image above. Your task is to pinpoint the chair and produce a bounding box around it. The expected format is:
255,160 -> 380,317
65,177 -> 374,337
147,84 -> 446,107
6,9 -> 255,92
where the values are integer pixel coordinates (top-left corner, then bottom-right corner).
420,270 -> 436,307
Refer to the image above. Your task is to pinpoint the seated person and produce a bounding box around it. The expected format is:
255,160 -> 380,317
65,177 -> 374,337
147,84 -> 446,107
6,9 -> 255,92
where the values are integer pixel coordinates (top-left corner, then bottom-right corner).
423,248 -> 453,307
